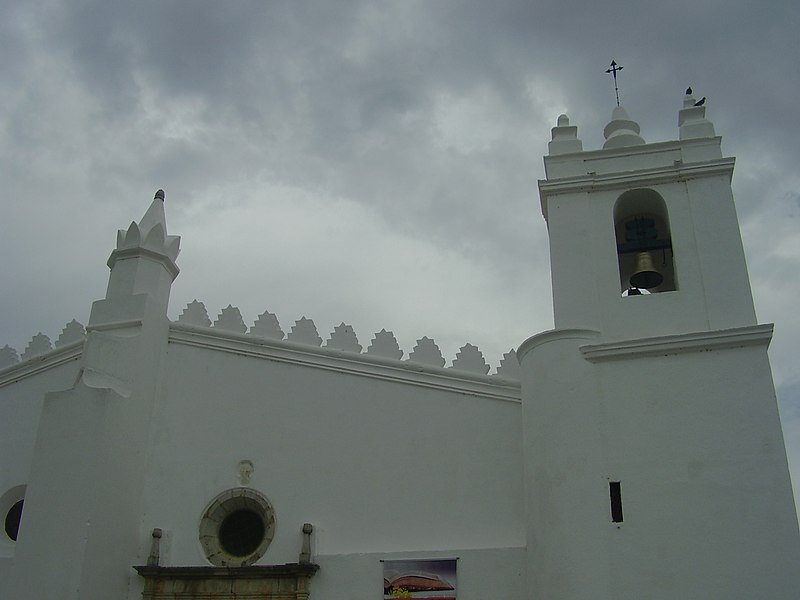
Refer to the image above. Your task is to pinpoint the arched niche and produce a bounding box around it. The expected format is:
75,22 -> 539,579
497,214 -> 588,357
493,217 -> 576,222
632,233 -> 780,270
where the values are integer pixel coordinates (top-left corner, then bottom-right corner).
614,189 -> 676,294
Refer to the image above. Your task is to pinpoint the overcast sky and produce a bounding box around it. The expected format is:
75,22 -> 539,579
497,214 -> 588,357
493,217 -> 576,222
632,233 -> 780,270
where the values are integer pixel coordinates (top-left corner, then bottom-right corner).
1,1 -> 799,511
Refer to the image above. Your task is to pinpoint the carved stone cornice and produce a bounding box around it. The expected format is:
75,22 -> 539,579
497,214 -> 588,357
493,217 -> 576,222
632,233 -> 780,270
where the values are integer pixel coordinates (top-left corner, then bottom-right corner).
580,323 -> 773,362
538,157 -> 735,196
134,563 -> 319,600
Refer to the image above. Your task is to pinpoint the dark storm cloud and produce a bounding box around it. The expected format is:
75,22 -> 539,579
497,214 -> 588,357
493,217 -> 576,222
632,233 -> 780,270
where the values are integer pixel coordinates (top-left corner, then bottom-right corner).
9,0 -> 550,239
1,0 -> 797,314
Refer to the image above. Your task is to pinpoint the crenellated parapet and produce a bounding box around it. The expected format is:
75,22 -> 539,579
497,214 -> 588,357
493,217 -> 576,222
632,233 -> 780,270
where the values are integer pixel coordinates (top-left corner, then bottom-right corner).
287,317 -> 323,347
251,311 -> 284,340
177,300 -> 212,328
9,321 -> 87,362
56,319 -> 86,347
22,333 -> 53,360
450,343 -> 490,375
213,305 -> 247,334
169,301 -> 521,379
496,348 -> 521,379
1,178 -> 519,382
366,329 -> 403,360
408,336 -> 446,368
0,344 -> 20,369
325,323 -> 362,353
0,319 -> 88,378
0,306 -> 520,382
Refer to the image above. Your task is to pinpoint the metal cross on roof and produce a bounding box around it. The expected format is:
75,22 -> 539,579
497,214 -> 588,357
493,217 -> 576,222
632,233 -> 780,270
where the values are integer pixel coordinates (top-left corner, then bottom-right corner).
605,60 -> 624,106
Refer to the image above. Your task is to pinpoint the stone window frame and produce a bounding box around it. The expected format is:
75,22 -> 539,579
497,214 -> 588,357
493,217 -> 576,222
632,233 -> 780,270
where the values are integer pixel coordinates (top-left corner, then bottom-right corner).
199,487 -> 276,567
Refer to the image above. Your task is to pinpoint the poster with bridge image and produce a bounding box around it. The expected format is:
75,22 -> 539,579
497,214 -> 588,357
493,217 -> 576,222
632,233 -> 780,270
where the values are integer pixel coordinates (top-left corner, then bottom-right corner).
383,558 -> 456,600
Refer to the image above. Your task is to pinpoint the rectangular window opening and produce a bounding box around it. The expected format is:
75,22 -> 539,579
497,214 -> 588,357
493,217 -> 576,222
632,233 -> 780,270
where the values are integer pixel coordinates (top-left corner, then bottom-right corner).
609,481 -> 623,523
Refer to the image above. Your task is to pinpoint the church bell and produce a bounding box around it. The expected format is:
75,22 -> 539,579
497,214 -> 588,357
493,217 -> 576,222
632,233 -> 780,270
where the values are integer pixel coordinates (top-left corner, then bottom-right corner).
629,251 -> 664,289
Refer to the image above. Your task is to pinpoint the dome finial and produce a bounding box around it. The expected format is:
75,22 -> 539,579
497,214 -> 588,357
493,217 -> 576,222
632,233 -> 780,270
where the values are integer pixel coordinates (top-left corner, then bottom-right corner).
603,106 -> 645,149
154,189 -> 165,201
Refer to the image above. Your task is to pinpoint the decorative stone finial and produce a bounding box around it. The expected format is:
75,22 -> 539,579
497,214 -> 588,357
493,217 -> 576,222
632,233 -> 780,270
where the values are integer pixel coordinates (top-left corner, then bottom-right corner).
93,189 -> 182,319
679,91 -> 715,140
238,460 -> 254,485
549,114 -> 583,155
110,192 -> 181,269
299,523 -> 313,564
147,528 -> 162,566
603,106 -> 645,149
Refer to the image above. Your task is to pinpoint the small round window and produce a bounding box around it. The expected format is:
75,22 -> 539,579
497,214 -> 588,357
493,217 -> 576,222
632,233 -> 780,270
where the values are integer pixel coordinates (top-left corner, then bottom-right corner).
199,488 -> 275,566
5,500 -> 23,541
1,485 -> 26,544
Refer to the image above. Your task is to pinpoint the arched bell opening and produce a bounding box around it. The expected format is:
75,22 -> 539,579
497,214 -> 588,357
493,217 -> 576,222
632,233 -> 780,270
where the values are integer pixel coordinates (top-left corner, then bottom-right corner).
614,189 -> 676,295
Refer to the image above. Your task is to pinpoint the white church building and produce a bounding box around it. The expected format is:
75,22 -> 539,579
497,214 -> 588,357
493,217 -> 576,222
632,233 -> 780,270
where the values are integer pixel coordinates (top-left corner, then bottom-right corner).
1,95 -> 799,599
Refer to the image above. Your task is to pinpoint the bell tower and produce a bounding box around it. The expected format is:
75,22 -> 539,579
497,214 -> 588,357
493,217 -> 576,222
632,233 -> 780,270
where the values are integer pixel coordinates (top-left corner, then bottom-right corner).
539,102 -> 758,340
519,100 -> 800,599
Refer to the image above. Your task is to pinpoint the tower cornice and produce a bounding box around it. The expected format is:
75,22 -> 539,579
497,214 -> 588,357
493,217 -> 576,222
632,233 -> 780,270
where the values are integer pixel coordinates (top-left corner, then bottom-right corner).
579,323 -> 773,362
538,156 -> 735,220
106,246 -> 180,281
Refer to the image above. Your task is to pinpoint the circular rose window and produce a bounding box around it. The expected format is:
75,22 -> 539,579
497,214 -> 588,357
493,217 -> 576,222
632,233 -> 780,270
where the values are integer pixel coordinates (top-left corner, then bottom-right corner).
199,488 -> 275,566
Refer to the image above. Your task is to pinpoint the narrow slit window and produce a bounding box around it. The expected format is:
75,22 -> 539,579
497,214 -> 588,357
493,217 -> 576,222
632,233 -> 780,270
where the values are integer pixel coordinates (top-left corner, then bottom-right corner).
609,481 -> 623,523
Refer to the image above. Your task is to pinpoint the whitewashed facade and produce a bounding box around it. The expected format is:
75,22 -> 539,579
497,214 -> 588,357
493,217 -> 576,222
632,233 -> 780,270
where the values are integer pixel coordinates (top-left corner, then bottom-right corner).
1,98 -> 798,599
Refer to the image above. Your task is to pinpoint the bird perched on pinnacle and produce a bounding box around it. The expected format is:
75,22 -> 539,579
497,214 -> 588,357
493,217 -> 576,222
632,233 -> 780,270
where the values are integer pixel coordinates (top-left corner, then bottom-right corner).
685,86 -> 692,95
694,97 -> 706,106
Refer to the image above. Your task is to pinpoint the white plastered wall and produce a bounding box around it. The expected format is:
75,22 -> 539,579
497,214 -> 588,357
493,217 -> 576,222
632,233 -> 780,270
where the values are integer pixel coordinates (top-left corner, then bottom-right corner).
0,358 -> 82,577
520,331 -> 800,600
126,340 -> 526,598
